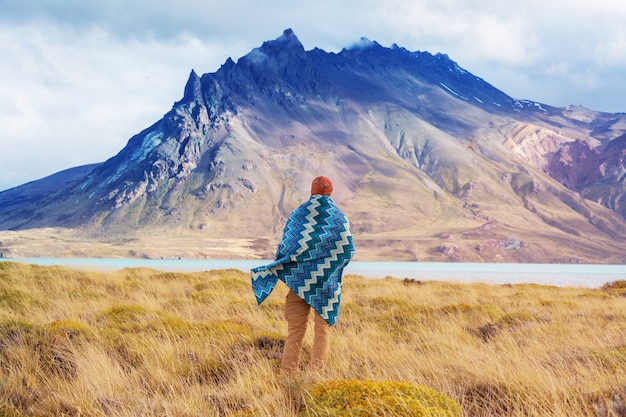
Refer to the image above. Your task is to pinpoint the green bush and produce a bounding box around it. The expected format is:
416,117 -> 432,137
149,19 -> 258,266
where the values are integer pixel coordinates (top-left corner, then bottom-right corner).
300,380 -> 461,416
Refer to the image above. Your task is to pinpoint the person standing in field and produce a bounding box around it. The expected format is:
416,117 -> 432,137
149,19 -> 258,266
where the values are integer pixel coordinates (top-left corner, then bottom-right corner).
251,176 -> 355,373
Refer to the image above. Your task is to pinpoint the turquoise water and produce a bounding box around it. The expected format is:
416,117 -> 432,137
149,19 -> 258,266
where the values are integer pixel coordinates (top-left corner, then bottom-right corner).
1,258 -> 624,288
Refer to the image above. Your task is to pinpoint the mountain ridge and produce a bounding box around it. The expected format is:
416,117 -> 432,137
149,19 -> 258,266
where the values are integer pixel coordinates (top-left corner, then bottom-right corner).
1,28 -> 625,263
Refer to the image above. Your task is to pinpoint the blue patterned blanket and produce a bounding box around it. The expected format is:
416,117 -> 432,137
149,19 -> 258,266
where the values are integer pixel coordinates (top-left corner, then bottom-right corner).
250,195 -> 355,325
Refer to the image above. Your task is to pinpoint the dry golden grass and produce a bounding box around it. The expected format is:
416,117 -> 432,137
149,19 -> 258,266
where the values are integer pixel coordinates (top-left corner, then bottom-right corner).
0,261 -> 625,416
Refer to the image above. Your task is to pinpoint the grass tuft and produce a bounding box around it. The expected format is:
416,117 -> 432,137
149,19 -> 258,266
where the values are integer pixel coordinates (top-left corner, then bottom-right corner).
301,379 -> 461,416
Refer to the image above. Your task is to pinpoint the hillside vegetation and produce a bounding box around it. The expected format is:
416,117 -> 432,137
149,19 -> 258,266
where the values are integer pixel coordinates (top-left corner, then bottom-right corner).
0,262 -> 625,416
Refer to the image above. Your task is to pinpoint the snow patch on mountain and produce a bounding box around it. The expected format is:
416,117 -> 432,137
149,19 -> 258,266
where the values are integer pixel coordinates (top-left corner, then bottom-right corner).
440,83 -> 468,101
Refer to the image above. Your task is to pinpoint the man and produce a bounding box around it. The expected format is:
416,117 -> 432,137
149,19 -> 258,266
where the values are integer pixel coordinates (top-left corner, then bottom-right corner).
251,176 -> 355,373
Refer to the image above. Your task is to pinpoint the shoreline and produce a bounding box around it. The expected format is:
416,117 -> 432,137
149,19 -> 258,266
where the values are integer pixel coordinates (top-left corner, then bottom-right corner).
2,257 -> 623,288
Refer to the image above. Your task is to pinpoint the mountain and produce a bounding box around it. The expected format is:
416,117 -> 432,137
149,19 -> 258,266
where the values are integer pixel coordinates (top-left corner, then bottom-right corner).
1,29 -> 626,263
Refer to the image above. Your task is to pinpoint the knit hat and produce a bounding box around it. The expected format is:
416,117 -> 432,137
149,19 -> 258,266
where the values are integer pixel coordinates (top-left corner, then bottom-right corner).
311,176 -> 333,196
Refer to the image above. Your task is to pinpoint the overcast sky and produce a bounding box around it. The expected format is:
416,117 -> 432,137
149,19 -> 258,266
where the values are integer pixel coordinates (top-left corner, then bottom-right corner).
1,0 -> 626,191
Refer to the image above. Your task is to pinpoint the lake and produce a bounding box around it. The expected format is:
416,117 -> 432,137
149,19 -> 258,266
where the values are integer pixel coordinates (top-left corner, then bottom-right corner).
1,258 -> 624,288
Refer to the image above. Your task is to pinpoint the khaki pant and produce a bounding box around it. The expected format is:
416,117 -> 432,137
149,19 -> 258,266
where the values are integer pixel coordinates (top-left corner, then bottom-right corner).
281,289 -> 331,373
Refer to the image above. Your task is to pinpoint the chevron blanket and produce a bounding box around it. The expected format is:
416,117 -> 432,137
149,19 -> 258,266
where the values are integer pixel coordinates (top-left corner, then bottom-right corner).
250,195 -> 355,326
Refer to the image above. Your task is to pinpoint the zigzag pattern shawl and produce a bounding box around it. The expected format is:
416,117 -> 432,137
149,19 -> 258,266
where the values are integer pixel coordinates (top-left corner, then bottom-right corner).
251,195 -> 355,326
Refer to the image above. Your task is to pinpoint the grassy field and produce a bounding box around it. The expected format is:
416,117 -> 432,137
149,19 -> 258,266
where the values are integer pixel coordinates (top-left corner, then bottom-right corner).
0,261 -> 624,416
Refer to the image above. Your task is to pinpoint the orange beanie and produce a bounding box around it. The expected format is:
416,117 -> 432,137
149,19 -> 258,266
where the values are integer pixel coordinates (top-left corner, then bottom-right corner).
311,176 -> 333,196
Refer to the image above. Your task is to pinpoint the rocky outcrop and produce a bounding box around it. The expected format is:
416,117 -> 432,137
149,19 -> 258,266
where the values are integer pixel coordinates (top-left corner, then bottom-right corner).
543,133 -> 626,219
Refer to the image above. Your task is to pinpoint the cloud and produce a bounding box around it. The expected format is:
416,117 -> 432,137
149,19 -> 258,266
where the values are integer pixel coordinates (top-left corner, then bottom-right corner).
0,21 -> 239,191
1,0 -> 626,191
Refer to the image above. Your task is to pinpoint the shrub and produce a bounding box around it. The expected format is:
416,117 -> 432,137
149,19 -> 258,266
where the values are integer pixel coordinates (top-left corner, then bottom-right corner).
301,380 -> 461,417
602,280 -> 626,291
601,280 -> 626,297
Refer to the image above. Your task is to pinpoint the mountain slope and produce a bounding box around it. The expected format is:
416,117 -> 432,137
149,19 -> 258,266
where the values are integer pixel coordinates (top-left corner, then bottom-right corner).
1,29 -> 625,263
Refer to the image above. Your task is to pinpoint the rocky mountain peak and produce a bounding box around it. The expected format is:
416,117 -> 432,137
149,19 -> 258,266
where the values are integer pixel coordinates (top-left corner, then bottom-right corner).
262,28 -> 304,52
1,29 -> 626,263
241,27 -> 306,66
178,69 -> 202,105
344,36 -> 383,52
